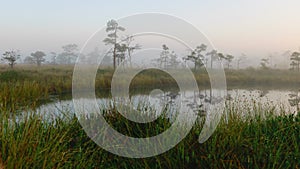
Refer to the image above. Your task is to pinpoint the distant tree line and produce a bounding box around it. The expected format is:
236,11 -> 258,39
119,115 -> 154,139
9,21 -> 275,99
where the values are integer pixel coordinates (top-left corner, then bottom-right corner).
102,20 -> 300,71
102,19 -> 237,70
0,19 -> 243,70
0,44 -> 80,68
2,19 -> 300,71
260,50 -> 300,71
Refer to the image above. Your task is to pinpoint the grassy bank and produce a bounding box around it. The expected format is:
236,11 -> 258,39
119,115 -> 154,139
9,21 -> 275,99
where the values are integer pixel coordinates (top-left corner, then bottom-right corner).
1,65 -> 300,115
1,65 -> 300,95
0,100 -> 299,168
0,65 -> 299,168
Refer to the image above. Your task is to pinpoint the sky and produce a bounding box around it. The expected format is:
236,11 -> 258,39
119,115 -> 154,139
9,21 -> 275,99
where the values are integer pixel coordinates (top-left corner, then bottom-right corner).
0,0 -> 300,66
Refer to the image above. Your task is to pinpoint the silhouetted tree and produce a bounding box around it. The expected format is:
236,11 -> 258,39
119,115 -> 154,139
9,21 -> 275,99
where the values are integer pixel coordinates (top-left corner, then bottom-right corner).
124,36 -> 141,67
158,44 -> 170,68
31,51 -> 46,66
103,19 -> 125,69
218,52 -> 226,62
168,51 -> 180,68
206,49 -> 218,69
225,54 -> 234,69
290,52 -> 300,71
237,53 -> 246,69
85,47 -> 101,64
155,45 -> 180,68
260,58 -> 269,69
2,50 -> 20,68
115,43 -> 127,66
185,44 -> 207,70
50,52 -> 57,64
184,50 -> 196,69
24,56 -> 35,64
290,61 -> 298,71
56,44 -> 78,64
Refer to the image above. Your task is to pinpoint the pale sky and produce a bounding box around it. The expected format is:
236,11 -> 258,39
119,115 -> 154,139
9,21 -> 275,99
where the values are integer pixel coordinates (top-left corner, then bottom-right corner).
0,0 -> 300,65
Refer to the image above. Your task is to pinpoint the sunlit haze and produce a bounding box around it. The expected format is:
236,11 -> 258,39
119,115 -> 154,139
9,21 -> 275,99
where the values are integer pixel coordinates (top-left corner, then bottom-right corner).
0,0 -> 300,67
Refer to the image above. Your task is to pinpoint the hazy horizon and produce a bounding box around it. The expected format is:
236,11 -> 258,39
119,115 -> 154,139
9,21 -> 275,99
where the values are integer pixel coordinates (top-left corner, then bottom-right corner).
1,0 -> 300,68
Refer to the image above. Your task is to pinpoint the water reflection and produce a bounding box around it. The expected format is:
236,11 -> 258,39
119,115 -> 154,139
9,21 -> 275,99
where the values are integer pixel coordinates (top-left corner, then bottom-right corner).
288,90 -> 300,111
113,89 -> 217,123
25,89 -> 299,123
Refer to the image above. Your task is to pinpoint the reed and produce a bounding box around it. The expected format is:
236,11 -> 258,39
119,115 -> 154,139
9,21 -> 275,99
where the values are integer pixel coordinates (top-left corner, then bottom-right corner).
0,99 -> 299,168
0,65 -> 299,168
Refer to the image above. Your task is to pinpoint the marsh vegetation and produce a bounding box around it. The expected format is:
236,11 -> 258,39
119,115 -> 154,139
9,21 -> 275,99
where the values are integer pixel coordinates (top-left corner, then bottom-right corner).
0,64 -> 299,168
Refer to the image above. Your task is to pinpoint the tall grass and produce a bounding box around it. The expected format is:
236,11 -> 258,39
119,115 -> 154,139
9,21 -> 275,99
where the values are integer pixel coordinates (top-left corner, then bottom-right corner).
0,65 -> 299,168
0,99 -> 299,168
0,81 -> 49,112
2,65 -> 300,96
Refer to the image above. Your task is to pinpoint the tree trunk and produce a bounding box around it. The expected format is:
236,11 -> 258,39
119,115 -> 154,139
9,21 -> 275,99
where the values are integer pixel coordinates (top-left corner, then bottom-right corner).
113,29 -> 117,70
113,45 -> 116,69
128,50 -> 132,68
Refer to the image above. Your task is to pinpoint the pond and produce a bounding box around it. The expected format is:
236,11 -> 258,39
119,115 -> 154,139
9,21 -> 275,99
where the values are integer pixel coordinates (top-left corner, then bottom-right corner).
25,88 -> 300,122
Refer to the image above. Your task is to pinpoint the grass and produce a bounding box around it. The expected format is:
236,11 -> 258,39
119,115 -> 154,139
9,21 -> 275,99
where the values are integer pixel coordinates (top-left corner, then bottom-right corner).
0,81 -> 49,113
0,65 -> 299,168
0,99 -> 299,168
1,65 -> 300,96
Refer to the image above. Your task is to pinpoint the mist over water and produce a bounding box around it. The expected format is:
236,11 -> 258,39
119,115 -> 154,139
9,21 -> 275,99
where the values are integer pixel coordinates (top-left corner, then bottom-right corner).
24,89 -> 298,123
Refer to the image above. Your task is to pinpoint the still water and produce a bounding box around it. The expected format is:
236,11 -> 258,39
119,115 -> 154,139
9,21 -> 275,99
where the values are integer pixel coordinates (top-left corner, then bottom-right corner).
30,89 -> 299,122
